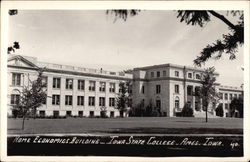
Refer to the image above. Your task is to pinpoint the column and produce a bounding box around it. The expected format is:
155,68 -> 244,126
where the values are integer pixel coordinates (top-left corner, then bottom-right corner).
192,86 -> 195,111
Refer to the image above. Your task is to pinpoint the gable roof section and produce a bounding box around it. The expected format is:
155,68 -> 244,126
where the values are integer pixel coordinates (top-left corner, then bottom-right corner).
8,55 -> 39,69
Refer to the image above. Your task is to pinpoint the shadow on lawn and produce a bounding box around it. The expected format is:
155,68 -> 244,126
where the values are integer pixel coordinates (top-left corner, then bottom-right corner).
8,128 -> 23,131
100,127 -> 243,134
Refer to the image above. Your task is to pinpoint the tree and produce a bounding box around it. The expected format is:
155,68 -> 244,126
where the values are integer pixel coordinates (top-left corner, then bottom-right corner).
215,103 -> 224,117
16,68 -> 47,129
8,9 -> 20,54
107,10 -> 244,66
198,67 -> 219,122
181,103 -> 194,117
116,81 -> 132,117
230,97 -> 243,118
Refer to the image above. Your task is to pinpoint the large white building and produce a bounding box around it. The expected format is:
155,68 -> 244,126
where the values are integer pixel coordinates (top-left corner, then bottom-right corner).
7,54 -> 243,118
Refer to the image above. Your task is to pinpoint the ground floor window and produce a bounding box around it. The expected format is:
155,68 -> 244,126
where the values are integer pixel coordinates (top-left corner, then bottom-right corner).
110,111 -> 114,118
89,111 -> 94,117
39,111 -> 45,117
78,111 -> 83,117
53,111 -> 59,118
156,99 -> 161,109
66,111 -> 72,116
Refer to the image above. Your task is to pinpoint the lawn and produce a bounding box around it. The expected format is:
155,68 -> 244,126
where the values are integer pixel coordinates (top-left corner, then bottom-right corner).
8,117 -> 243,135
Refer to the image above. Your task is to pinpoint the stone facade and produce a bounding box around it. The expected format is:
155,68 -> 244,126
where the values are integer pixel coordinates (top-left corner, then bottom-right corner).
7,54 -> 243,118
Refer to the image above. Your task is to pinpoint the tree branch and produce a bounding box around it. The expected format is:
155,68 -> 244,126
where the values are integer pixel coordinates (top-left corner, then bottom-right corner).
208,11 -> 237,30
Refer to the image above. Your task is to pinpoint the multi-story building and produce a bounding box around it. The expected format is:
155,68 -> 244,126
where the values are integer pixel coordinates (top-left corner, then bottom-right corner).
218,85 -> 243,117
7,54 -> 243,118
8,54 -> 132,117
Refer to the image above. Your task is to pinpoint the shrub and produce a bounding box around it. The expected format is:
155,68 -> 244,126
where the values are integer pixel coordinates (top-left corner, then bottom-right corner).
215,103 -> 224,117
100,110 -> 108,118
181,104 -> 194,117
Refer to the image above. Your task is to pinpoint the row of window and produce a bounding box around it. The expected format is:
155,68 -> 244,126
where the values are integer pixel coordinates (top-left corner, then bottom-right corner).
151,70 -> 167,78
10,94 -> 116,107
51,95 -> 116,107
53,78 -> 116,92
149,70 -> 201,80
141,84 -> 180,94
219,93 -> 242,100
39,110 -> 116,117
11,73 -> 117,93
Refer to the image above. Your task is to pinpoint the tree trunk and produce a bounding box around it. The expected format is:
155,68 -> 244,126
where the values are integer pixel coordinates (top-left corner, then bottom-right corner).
205,106 -> 208,123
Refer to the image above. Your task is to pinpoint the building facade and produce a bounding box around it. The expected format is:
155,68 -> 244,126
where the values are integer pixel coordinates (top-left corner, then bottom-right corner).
7,54 -> 243,118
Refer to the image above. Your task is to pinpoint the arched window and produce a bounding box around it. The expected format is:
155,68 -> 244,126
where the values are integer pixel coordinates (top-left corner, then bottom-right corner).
175,96 -> 180,108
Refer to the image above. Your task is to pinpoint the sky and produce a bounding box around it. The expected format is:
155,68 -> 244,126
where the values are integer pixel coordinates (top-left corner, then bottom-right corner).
8,10 -> 244,87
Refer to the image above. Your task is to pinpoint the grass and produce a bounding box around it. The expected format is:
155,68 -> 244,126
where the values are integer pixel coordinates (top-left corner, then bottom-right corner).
7,117 -> 243,135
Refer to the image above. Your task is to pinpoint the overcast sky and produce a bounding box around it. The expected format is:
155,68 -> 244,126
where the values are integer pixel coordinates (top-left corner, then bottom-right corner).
8,10 -> 244,87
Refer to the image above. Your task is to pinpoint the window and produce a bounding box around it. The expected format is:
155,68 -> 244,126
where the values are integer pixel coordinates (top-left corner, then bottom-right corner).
52,95 -> 60,105
142,85 -> 145,94
42,97 -> 47,105
12,73 -> 21,86
110,111 -> 114,118
175,85 -> 179,94
66,111 -> 72,116
195,87 -> 200,96
65,95 -> 73,105
89,111 -> 94,117
66,79 -> 73,89
78,111 -> 83,117
151,72 -> 154,78
157,71 -> 160,78
156,99 -> 161,108
239,94 -> 242,98
99,97 -> 105,106
109,97 -> 115,107
234,94 -> 237,98
39,111 -> 45,117
10,94 -> 20,105
89,81 -> 95,91
225,93 -> 228,100
156,85 -> 161,94
42,76 -> 48,87
175,71 -> 179,77
53,78 -> 61,89
187,86 -> 193,95
196,74 -> 201,79
88,96 -> 95,106
174,97 -> 180,108
77,96 -> 84,106
229,94 -> 233,100
163,70 -> 166,77
225,103 -> 229,109
99,82 -> 106,92
53,111 -> 59,118
109,83 -> 116,93
78,80 -> 85,90
219,93 -> 223,99
188,73 -> 192,79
